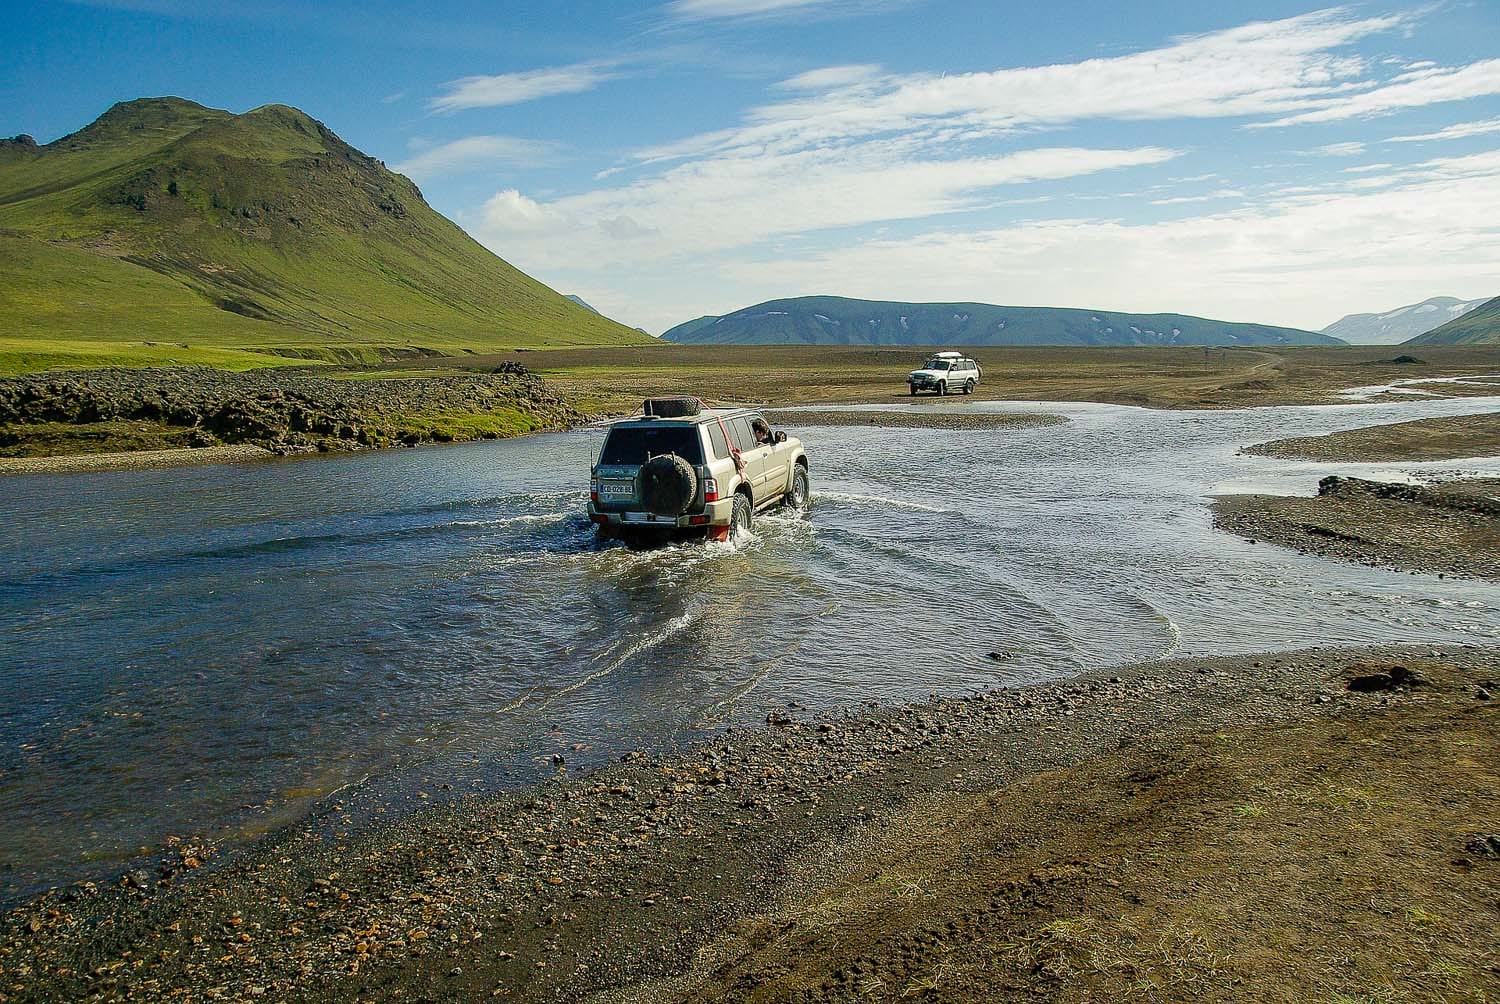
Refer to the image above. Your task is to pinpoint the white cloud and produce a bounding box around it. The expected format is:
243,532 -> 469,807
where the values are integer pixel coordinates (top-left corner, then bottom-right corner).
635,9 -> 1404,165
476,145 -> 1177,263
394,136 -> 559,179
667,0 -> 859,19
1150,188 -> 1246,205
1256,58 -> 1500,126
1312,141 -> 1366,156
480,190 -> 560,233
1386,116 -> 1500,143
774,64 -> 882,90
430,63 -> 616,112
717,150 -> 1500,330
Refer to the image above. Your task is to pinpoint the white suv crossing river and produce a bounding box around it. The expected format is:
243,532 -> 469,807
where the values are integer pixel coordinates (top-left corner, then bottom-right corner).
589,397 -> 809,544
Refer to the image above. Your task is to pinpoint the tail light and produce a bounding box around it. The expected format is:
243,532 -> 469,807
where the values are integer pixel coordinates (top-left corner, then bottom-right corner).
589,479 -> 599,503
704,477 -> 719,502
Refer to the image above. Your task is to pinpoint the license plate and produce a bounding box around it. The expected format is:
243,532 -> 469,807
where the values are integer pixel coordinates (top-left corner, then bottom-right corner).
599,482 -> 634,498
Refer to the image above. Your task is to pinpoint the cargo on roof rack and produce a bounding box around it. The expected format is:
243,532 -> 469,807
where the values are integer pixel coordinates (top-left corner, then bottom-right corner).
642,397 -> 702,418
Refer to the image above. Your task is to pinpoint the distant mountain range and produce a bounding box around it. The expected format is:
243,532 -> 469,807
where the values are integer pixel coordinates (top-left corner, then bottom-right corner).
565,294 -> 598,313
1321,296 -> 1490,344
1407,296 -> 1500,345
0,97 -> 646,372
661,296 -> 1343,347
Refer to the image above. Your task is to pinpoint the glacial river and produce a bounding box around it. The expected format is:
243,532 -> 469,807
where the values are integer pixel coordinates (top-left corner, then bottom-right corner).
2,392 -> 1499,900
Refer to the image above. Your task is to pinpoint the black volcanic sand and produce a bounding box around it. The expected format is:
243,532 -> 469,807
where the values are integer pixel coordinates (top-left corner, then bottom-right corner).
772,409 -> 1067,431
1217,476 -> 1500,582
4,644 -> 1496,1003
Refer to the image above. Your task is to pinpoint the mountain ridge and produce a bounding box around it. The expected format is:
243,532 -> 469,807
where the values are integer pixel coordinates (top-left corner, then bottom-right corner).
1406,296 -> 1500,345
0,97 -> 648,373
1321,296 -> 1490,345
662,296 -> 1343,348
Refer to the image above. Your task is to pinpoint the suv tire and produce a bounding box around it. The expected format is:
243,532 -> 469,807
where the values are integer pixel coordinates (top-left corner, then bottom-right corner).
937,381 -> 947,396
785,465 -> 809,508
730,493 -> 752,541
964,379 -> 975,394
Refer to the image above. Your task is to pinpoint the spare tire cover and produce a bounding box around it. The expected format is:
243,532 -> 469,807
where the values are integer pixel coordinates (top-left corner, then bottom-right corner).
640,454 -> 698,516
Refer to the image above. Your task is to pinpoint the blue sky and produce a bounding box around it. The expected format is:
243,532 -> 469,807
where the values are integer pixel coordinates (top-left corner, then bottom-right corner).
5,0 -> 1500,332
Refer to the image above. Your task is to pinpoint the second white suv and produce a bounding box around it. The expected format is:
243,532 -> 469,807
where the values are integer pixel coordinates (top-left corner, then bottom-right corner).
908,352 -> 981,396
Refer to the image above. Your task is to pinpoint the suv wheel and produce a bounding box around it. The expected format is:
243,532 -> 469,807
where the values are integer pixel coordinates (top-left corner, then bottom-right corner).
730,494 -> 752,541
964,379 -> 975,395
937,381 -> 947,396
908,385 -> 916,396
785,465 -> 809,508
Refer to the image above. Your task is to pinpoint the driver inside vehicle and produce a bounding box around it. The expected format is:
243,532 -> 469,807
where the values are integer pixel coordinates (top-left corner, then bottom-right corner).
751,417 -> 773,446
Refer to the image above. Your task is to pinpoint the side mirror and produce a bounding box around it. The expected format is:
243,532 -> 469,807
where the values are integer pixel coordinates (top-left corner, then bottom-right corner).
774,431 -> 787,444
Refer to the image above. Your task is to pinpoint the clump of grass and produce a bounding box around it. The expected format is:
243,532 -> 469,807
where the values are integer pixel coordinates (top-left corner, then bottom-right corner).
1405,906 -> 1444,928
1233,803 -> 1267,819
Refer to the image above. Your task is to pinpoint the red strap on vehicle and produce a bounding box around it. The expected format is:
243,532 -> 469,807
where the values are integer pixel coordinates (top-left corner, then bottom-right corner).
698,397 -> 745,475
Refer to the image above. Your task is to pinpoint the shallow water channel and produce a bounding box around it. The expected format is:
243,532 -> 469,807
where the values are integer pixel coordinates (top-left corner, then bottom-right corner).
2,393 -> 1499,900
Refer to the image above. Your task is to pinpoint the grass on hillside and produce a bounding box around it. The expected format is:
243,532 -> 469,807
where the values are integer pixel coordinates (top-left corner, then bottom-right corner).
0,98 -> 650,375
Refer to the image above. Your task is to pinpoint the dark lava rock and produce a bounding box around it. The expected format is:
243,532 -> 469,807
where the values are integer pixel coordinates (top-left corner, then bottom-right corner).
0,366 -> 582,453
1463,834 -> 1500,858
1346,665 -> 1426,693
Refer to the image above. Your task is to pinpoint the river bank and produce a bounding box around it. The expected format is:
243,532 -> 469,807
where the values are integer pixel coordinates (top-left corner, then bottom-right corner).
1246,412 -> 1500,462
1216,475 -> 1500,582
2,643 -> 1494,1003
1216,409 -> 1500,581
0,365 -> 580,468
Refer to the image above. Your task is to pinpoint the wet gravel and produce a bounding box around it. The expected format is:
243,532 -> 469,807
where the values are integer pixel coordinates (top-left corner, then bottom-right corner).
1215,475 -> 1500,582
3,642 -> 1491,1003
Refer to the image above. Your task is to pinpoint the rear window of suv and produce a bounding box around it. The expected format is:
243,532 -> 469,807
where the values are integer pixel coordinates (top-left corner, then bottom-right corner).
600,425 -> 705,465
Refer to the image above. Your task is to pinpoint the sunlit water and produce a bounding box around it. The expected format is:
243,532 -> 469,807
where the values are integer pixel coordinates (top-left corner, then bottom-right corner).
2,393 -> 1499,899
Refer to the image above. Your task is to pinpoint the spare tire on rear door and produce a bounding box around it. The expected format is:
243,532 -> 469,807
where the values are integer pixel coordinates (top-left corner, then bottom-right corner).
640,454 -> 698,516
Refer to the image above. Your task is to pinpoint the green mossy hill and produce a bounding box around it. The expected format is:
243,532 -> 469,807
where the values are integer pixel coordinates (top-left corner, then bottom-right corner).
1407,295 -> 1500,345
0,97 -> 649,373
662,295 -> 1343,347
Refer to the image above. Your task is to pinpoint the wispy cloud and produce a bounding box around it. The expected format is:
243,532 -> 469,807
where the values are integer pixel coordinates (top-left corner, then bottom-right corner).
1312,141 -> 1366,156
1386,115 -> 1500,143
666,0 -> 893,20
393,136 -> 560,179
633,9 -> 1405,165
1150,188 -> 1245,205
1256,58 -> 1500,127
774,64 -> 883,90
430,62 -> 617,112
478,145 -> 1177,262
